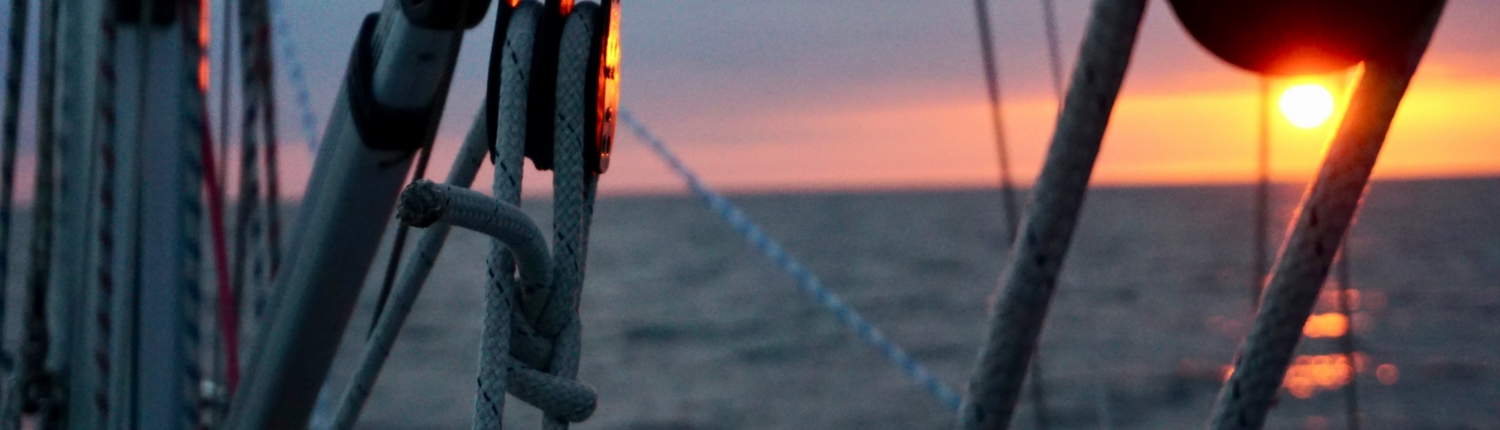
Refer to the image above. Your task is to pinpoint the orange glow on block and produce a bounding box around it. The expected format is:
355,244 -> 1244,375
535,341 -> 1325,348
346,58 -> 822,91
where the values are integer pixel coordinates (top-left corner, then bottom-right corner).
199,59 -> 211,91
197,0 -> 211,91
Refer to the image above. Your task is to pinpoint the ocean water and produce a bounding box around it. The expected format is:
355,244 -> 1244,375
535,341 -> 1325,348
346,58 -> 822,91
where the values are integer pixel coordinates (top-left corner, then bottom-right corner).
320,176 -> 1498,429
6,178 -> 1495,429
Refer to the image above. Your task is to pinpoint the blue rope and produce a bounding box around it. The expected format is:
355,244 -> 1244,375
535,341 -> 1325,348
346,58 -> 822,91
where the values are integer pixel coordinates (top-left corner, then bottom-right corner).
267,0 -> 321,152
619,109 -> 963,413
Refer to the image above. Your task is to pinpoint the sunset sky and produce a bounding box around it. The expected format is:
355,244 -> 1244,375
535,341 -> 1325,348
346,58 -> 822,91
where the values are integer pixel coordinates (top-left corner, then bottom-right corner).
4,0 -> 1499,198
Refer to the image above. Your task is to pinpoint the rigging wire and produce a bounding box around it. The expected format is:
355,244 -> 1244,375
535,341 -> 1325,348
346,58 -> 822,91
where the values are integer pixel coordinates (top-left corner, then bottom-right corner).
259,0 -> 283,283
207,0 -> 237,416
182,0 -> 242,394
1040,0 -> 1065,102
972,1 -> 1049,427
0,0 -> 30,377
1253,77 -> 1270,310
218,0 -> 233,199
126,0 -> 157,425
1334,241 -> 1360,430
367,0 -> 474,339
12,0 -> 61,424
970,0 -> 1019,241
621,109 -> 964,413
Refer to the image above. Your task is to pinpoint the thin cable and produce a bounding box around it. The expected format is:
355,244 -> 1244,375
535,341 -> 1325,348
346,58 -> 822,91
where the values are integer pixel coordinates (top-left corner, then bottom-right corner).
367,0 -> 475,337
1334,241 -> 1359,430
1333,71 -> 1360,430
183,0 -> 241,394
126,0 -> 157,426
970,0 -> 1019,242
0,0 -> 30,378
14,0 -> 61,424
218,0 -> 234,200
330,110 -> 492,430
1253,77 -> 1270,311
974,1 -> 1049,426
205,76 -> 247,396
125,0 -> 158,426
621,109 -> 964,413
257,0 -> 282,283
209,0 -> 236,416
1039,0 -> 1065,102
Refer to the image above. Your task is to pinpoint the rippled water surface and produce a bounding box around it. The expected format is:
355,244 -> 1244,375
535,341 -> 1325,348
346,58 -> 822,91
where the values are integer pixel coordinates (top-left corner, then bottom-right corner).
316,177 -> 1496,429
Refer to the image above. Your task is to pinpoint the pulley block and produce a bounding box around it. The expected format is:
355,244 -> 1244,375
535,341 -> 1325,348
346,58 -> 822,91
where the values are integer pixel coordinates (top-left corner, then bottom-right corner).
1167,0 -> 1440,75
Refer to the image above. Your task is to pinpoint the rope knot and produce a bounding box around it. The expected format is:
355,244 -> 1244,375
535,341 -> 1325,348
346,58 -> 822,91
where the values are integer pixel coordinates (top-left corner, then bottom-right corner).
397,179 -> 447,228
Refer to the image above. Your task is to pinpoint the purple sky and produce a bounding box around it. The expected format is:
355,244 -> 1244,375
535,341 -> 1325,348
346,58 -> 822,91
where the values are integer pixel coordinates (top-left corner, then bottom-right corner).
2,0 -> 1497,198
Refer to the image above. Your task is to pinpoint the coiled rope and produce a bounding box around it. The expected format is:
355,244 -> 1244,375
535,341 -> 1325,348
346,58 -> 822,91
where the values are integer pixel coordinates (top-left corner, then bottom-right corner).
619,109 -> 965,413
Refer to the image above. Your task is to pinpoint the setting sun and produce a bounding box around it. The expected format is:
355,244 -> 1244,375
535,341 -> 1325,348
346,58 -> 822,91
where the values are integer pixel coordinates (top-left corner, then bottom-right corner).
1279,84 -> 1336,129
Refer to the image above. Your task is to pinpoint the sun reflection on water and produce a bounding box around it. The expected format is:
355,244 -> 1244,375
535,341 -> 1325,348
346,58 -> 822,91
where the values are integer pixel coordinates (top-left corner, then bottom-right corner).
1207,287 -> 1401,399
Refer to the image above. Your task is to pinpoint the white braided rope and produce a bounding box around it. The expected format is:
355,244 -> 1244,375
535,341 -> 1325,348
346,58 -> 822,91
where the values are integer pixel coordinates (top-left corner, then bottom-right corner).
474,3 -> 537,426
959,0 -> 1147,428
1206,4 -> 1444,429
392,181 -> 602,423
89,0 -> 119,422
397,182 -> 551,296
180,2 -> 211,425
537,6 -> 598,429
